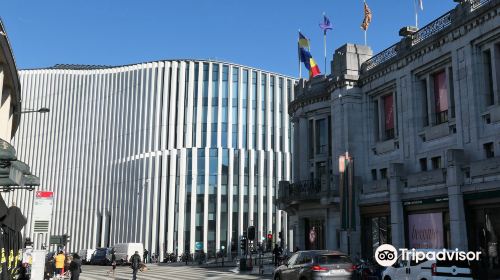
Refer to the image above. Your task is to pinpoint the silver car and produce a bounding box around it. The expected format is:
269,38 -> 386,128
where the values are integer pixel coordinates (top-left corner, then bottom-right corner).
273,250 -> 354,280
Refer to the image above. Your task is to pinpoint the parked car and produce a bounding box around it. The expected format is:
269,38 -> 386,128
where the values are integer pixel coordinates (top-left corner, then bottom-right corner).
431,258 -> 473,280
382,249 -> 473,280
78,249 -> 95,264
383,249 -> 434,280
273,250 -> 354,280
90,248 -> 112,265
112,243 -> 144,264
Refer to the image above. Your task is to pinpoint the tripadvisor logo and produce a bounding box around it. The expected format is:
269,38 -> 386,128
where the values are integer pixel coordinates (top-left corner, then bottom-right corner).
374,244 -> 482,267
374,244 -> 398,267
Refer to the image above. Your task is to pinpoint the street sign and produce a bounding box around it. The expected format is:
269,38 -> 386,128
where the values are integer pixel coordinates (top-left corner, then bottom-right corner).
49,235 -> 66,245
32,191 -> 54,233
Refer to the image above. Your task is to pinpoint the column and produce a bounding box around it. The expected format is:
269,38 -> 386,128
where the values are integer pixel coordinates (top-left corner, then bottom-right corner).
389,163 -> 405,249
447,149 -> 468,250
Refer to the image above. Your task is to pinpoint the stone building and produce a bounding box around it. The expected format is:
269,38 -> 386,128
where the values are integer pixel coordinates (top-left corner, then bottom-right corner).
280,0 -> 500,273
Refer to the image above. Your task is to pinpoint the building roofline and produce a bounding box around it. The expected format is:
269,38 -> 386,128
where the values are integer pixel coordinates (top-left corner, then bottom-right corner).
20,59 -> 297,80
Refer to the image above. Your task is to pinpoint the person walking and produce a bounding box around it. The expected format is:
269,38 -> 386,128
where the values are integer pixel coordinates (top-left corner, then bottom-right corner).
54,251 -> 66,276
69,253 -> 82,280
107,250 -> 117,277
129,251 -> 141,280
273,245 -> 280,266
143,249 -> 149,264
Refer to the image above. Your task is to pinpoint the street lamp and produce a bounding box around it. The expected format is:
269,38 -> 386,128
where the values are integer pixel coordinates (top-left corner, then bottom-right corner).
19,107 -> 50,114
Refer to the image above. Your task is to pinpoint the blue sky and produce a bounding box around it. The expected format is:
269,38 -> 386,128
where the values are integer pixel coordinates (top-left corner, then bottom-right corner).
3,0 -> 456,77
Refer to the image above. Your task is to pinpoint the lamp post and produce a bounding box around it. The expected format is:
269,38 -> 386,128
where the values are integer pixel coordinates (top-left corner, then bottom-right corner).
19,107 -> 50,114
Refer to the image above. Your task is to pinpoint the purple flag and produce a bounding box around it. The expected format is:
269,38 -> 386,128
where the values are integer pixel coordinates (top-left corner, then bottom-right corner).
319,15 -> 333,35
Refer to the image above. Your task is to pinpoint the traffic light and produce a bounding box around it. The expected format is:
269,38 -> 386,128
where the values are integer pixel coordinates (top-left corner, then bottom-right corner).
62,235 -> 71,244
240,235 -> 247,252
278,231 -> 283,239
247,226 -> 255,241
267,233 -> 273,251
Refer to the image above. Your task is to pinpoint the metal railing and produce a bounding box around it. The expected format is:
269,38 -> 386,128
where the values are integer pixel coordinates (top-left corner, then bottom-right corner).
411,12 -> 452,46
278,179 -> 339,204
471,0 -> 492,11
362,43 -> 399,72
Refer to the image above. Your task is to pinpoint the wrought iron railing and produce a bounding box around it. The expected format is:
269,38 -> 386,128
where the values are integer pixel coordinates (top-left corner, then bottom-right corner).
361,0 -> 494,74
278,179 -> 339,204
471,0 -> 492,11
362,43 -> 399,72
412,12 -> 453,46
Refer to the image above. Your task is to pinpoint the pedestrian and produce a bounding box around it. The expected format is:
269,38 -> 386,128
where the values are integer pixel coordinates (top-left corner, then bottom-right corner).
44,257 -> 55,280
143,249 -> 149,264
69,253 -> 82,280
273,245 -> 280,266
54,251 -> 66,276
107,250 -> 117,277
129,251 -> 141,280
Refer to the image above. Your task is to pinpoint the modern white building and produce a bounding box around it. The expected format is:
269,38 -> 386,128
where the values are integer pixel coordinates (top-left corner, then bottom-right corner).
9,60 -> 295,259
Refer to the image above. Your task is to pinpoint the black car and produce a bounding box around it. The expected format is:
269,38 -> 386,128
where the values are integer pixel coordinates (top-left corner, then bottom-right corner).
273,250 -> 355,280
90,248 -> 112,265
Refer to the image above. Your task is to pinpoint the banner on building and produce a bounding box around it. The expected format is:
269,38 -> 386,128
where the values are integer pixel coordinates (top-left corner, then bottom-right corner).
339,153 -> 355,230
408,212 -> 444,248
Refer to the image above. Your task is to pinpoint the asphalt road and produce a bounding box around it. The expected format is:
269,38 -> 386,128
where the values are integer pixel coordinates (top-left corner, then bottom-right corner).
78,264 -> 271,280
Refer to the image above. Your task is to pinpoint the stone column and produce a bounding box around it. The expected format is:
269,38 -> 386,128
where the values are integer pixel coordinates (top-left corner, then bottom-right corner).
389,163 -> 405,248
447,149 -> 468,250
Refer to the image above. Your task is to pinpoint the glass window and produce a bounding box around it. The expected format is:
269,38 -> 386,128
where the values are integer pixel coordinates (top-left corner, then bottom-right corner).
222,65 -> 229,99
202,63 -> 209,97
287,253 -> 299,266
484,49 -> 495,106
315,119 -> 328,154
383,94 -> 395,140
433,71 -> 448,124
232,67 -> 239,105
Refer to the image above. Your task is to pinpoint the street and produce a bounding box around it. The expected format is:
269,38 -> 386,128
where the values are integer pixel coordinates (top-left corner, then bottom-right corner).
79,264 -> 271,280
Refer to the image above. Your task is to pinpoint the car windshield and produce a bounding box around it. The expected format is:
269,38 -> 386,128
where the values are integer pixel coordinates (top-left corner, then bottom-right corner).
316,255 -> 352,264
95,250 -> 106,256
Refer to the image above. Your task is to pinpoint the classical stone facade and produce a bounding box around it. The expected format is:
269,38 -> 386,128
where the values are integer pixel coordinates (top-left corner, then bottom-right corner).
280,0 -> 500,271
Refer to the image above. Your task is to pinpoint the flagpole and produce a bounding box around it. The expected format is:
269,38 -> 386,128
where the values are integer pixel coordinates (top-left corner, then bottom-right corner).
298,29 -> 302,79
323,31 -> 327,74
413,0 -> 418,28
363,0 -> 367,45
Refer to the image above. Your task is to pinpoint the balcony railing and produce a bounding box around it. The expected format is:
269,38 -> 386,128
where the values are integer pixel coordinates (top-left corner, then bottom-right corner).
278,179 -> 339,205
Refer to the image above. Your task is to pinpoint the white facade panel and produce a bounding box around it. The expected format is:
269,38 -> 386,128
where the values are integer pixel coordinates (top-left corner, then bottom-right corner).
12,60 -> 294,257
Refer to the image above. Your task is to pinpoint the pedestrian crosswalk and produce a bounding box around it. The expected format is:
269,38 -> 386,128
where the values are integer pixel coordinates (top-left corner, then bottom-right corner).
79,264 -> 269,280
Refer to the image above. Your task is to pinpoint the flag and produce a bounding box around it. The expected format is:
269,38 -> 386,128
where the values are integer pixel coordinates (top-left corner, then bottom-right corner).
360,1 -> 372,31
319,15 -> 333,35
299,47 -> 321,78
419,0 -> 424,10
298,32 -> 310,50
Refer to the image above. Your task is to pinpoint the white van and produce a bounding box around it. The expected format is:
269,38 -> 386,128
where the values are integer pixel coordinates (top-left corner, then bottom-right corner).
112,243 -> 144,264
78,249 -> 95,264
382,249 -> 473,280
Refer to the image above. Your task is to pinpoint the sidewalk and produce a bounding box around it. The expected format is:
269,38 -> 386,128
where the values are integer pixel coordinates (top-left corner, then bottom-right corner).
229,263 -> 276,277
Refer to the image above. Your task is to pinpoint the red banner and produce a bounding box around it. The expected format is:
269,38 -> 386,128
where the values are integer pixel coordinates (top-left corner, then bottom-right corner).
384,94 -> 394,130
36,191 -> 53,198
434,71 -> 448,113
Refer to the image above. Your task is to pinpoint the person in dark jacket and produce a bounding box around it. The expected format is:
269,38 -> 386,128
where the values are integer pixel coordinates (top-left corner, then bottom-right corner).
143,249 -> 148,264
69,253 -> 82,280
129,251 -> 141,280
